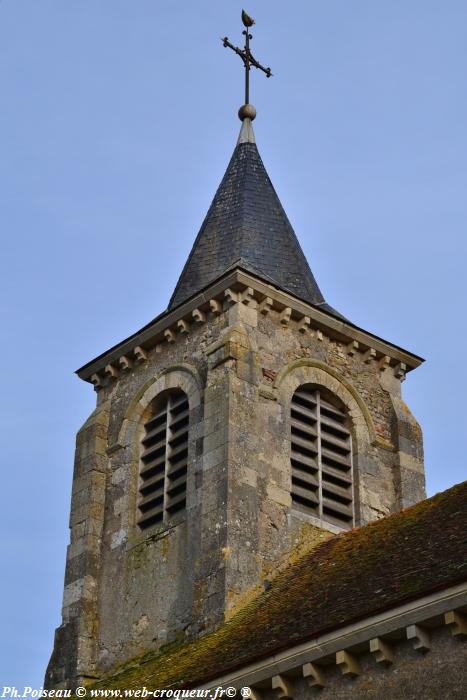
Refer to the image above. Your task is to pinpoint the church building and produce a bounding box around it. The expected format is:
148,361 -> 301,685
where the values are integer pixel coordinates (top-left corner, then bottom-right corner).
46,15 -> 467,698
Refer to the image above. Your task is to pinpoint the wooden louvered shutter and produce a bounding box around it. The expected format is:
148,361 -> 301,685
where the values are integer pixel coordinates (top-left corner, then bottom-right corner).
138,390 -> 189,530
291,386 -> 354,528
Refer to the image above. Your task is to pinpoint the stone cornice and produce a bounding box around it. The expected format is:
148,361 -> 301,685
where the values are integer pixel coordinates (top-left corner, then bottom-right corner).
195,581 -> 467,692
76,267 -> 424,386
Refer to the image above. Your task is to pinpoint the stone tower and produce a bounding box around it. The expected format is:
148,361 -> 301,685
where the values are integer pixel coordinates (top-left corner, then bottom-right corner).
46,109 -> 425,689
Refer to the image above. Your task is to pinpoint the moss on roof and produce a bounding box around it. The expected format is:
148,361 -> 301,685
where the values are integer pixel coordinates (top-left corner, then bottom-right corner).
93,481 -> 467,690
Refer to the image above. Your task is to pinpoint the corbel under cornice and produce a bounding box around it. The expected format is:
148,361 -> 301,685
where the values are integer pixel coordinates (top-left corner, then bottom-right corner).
77,267 -> 424,387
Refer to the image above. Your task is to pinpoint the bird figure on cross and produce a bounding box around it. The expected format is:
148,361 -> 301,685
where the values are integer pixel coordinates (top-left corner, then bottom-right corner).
222,10 -> 272,107
241,10 -> 255,28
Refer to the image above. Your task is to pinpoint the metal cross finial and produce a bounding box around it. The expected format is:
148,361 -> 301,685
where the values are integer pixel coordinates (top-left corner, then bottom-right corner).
222,9 -> 273,109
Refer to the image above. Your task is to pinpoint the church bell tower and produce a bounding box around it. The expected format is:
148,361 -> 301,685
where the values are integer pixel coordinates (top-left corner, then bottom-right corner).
46,13 -> 425,689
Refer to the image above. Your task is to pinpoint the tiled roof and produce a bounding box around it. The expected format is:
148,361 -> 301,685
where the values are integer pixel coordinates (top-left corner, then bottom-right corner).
168,137 -> 327,310
93,480 -> 467,690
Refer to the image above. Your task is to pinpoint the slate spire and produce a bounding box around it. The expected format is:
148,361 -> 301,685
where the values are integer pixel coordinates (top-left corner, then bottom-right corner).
168,111 -> 329,312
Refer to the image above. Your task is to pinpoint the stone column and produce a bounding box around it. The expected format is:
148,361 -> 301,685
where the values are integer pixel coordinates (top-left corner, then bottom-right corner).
193,337 -> 231,632
380,366 -> 425,508
390,395 -> 425,508
45,399 -> 110,688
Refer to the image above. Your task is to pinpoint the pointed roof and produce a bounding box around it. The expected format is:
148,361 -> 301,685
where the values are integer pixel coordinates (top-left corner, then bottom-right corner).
168,117 -> 331,312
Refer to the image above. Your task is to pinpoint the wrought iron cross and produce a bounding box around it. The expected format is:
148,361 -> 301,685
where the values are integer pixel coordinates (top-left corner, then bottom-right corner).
222,10 -> 273,106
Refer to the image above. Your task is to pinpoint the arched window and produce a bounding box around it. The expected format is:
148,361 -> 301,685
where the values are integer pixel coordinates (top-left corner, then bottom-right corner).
290,385 -> 354,529
138,389 -> 189,530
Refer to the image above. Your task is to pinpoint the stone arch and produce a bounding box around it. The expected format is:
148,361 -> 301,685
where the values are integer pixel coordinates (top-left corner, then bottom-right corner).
118,363 -> 203,449
274,359 -> 376,447
115,363 -> 203,536
275,359 -> 379,528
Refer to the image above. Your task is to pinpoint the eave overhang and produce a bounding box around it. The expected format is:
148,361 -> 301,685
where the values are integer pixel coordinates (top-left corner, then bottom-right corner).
76,266 -> 424,385
196,581 -> 467,692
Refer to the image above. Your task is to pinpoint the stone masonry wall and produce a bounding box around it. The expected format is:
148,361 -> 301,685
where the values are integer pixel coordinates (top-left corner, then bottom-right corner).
46,290 -> 425,687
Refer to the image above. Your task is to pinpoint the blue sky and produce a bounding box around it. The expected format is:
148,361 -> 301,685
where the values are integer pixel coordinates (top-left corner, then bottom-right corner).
1,0 -> 466,689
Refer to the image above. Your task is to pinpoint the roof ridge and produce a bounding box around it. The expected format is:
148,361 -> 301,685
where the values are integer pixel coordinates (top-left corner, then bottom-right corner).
236,143 -> 249,265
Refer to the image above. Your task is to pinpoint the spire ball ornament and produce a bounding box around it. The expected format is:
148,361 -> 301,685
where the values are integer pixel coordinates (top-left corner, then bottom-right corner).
238,104 -> 257,121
